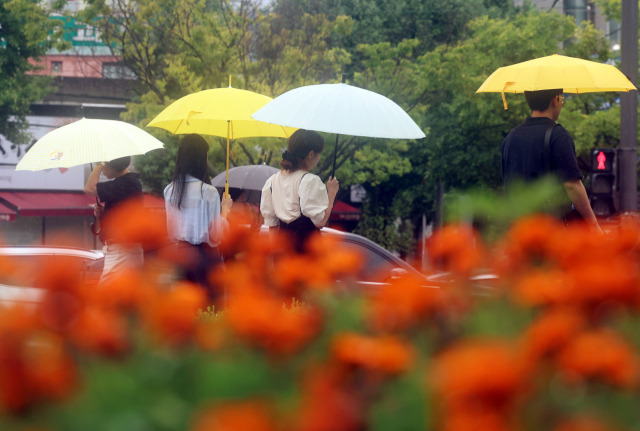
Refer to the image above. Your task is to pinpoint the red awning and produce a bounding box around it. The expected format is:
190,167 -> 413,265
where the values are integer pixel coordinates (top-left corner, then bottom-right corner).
330,200 -> 360,221
0,202 -> 16,221
0,192 -> 163,218
0,192 -> 95,217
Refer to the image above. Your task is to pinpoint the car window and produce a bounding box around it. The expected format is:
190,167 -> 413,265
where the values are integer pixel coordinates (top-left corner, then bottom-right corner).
338,239 -> 396,282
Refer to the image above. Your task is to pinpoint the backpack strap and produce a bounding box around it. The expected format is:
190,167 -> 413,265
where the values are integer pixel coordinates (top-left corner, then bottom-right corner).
543,124 -> 557,173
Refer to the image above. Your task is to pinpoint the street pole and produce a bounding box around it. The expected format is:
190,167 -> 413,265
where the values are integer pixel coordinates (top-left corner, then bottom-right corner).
619,0 -> 638,212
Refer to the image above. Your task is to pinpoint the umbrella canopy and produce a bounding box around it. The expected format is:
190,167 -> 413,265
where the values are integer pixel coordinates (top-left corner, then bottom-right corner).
251,83 -> 426,140
211,164 -> 279,205
147,83 -> 296,195
476,54 -> 637,109
16,118 -> 165,171
147,87 -> 297,139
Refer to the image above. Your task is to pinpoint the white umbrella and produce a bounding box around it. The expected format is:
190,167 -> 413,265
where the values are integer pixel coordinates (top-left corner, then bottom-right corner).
16,118 -> 165,171
251,81 -> 426,176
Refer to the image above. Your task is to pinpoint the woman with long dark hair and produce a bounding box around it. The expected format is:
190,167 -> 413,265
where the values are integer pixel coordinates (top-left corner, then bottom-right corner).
260,129 -> 339,252
164,134 -> 232,298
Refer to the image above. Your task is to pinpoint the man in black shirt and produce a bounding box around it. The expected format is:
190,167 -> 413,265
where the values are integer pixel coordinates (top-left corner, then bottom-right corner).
84,156 -> 143,282
501,89 -> 600,230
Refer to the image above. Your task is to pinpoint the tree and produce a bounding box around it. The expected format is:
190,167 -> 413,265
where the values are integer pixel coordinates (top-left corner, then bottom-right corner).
78,0 -> 351,194
0,0 -> 66,144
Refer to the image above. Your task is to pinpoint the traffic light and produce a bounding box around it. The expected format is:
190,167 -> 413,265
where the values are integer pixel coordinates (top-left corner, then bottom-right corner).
589,148 -> 616,217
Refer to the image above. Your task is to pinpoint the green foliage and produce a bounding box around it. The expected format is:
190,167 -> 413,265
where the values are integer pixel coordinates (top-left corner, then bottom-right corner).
0,0 -> 66,143
593,0 -> 623,21
444,176 -> 569,242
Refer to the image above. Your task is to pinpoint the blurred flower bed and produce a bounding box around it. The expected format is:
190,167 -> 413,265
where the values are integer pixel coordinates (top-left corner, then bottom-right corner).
1,202 -> 640,431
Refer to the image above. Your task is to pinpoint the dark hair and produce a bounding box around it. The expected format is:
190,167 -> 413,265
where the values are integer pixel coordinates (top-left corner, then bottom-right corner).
524,89 -> 563,112
170,134 -> 210,209
105,156 -> 131,173
281,129 -> 325,171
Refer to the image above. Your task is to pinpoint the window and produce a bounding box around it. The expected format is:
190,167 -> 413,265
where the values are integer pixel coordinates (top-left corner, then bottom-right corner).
102,62 -> 136,80
51,61 -> 62,74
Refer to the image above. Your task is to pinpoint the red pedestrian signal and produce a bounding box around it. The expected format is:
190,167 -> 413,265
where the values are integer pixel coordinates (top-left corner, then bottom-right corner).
597,151 -> 606,170
589,148 -> 616,217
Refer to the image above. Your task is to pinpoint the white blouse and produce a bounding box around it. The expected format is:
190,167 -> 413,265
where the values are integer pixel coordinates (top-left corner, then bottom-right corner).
164,175 -> 228,247
260,170 -> 329,226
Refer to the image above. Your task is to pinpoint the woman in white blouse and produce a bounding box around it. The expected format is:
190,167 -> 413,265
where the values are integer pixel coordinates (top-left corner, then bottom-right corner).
164,134 -> 232,298
260,129 -> 339,252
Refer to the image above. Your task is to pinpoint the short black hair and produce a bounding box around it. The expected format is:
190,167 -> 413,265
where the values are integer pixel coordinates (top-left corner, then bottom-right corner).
105,156 -> 131,173
524,89 -> 563,112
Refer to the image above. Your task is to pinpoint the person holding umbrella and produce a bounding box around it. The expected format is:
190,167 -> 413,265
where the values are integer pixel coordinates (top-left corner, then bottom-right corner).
84,156 -> 144,283
501,89 -> 600,230
260,129 -> 339,252
164,134 -> 233,299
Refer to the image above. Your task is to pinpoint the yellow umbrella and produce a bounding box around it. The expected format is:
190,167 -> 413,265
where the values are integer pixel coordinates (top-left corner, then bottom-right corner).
476,54 -> 637,109
148,77 -> 296,195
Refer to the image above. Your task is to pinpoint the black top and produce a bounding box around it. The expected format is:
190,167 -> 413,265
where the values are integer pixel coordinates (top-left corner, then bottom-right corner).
96,172 -> 143,217
501,117 -> 583,185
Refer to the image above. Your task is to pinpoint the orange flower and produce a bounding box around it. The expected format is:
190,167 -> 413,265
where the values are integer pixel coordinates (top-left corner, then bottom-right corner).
101,199 -> 168,251
22,331 -> 78,402
511,269 -> 574,307
68,307 -> 130,356
556,329 -> 640,388
430,339 -> 528,412
553,417 -> 619,431
88,267 -> 153,311
520,308 -> 586,362
331,333 -> 414,375
294,364 -> 365,431
564,256 -> 639,308
0,307 -> 78,413
191,400 -> 276,431
442,408 -> 513,431
141,281 -> 207,345
368,273 -> 443,332
225,287 -> 322,355
427,224 -> 484,275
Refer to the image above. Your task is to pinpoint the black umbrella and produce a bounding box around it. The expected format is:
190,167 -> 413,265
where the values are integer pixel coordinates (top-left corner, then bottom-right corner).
211,164 -> 279,205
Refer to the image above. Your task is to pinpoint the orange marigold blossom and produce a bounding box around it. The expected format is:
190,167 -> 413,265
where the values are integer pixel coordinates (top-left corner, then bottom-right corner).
499,214 -> 564,270
564,256 -> 639,308
368,273 -> 444,332
556,329 -> 640,388
331,332 -> 414,375
68,306 -> 130,356
441,407 -> 514,431
271,253 -> 328,294
0,308 -> 78,414
21,331 -> 78,402
87,267 -> 154,311
511,268 -> 575,307
520,307 -> 586,362
191,400 -> 277,431
140,281 -> 207,345
429,339 -> 529,412
225,287 -> 322,355
553,416 -> 619,431
218,208 -> 264,257
34,256 -> 87,333
294,364 -> 365,431
100,199 -> 168,250
426,224 -> 484,275
545,222 -> 609,268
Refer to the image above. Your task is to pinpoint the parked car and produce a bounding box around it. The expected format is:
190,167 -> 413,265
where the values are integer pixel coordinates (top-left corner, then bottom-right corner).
255,226 -> 435,293
0,246 -> 103,307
